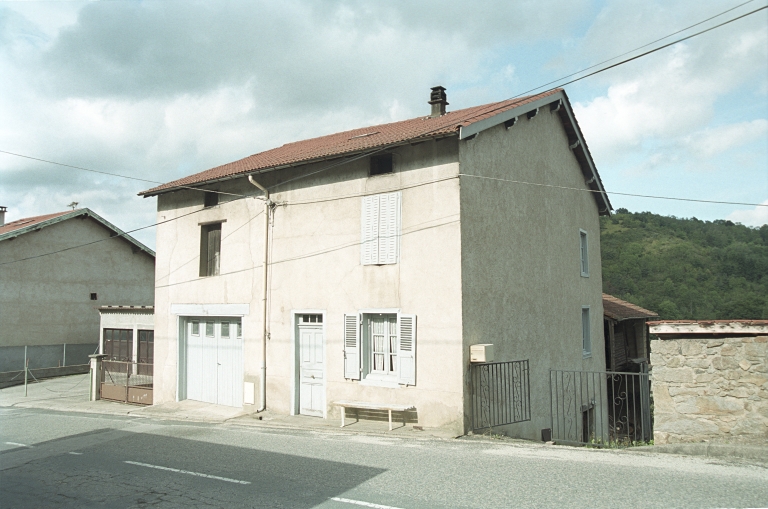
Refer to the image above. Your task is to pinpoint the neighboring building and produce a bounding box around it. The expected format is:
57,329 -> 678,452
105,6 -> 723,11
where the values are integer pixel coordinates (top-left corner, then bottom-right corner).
648,320 -> 768,444
602,294 -> 658,371
140,87 -> 611,438
0,208 -> 155,374
98,305 -> 155,364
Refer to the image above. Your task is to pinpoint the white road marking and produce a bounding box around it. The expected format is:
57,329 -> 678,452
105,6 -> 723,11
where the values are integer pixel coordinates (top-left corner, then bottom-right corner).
123,461 -> 251,485
5,442 -> 30,448
68,452 -> 83,455
330,497 -> 405,509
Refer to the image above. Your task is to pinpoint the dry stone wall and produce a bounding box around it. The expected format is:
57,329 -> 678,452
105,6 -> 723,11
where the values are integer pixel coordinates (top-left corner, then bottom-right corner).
650,336 -> 767,444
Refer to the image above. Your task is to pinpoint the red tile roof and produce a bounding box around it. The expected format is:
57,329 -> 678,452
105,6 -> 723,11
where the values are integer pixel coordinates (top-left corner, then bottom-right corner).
140,89 -> 562,196
603,294 -> 658,321
0,210 -> 73,236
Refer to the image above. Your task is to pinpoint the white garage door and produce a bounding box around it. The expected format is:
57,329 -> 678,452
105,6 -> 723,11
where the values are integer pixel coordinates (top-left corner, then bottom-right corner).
185,318 -> 243,407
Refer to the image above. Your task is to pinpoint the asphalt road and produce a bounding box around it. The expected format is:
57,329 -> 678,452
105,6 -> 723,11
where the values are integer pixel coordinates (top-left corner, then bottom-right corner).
1,407 -> 767,509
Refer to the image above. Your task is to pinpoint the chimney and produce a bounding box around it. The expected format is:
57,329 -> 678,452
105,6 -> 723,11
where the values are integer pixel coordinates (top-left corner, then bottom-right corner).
0,206 -> 6,226
429,86 -> 448,117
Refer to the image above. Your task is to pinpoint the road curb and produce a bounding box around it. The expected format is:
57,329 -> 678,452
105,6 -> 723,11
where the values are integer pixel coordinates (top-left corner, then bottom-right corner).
633,443 -> 768,463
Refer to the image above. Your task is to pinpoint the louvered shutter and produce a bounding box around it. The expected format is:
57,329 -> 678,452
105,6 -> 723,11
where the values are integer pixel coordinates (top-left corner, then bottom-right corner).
397,314 -> 416,385
361,196 -> 379,265
379,193 -> 401,264
343,314 -> 361,380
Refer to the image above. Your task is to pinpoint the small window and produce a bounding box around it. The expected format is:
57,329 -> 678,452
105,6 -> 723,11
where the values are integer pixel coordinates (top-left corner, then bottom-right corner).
90,293 -> 97,300
236,320 -> 242,338
370,154 -> 393,176
200,223 -> 222,277
582,306 -> 591,357
205,321 -> 215,337
300,314 -> 322,323
204,191 -> 219,208
580,230 -> 589,277
191,321 -> 200,335
221,321 -> 230,337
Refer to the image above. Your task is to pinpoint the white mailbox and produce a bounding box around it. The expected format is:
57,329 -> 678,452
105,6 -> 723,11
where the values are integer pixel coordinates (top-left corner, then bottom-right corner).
470,344 -> 494,363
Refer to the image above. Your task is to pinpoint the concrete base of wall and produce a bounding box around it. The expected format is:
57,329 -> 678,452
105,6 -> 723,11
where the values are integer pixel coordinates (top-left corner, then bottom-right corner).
0,344 -> 98,373
0,364 -> 90,389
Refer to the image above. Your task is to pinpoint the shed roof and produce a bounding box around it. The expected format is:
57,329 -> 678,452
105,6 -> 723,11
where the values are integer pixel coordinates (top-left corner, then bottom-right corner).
648,320 -> 768,336
602,294 -> 658,321
0,208 -> 155,258
139,89 -> 611,213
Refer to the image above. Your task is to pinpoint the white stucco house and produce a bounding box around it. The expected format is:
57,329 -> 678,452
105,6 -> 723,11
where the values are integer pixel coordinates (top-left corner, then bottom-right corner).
140,87 -> 611,438
0,207 -> 155,375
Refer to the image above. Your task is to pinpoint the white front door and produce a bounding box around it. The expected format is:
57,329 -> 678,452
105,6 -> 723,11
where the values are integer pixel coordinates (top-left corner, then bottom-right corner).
298,316 -> 324,417
185,318 -> 243,407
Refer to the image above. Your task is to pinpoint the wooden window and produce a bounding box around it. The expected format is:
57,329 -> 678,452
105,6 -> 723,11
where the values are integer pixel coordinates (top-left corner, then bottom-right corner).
582,306 -> 591,357
580,229 -> 589,277
200,223 -> 222,277
361,192 -> 401,265
343,312 -> 416,385
103,328 -> 133,362
370,153 -> 393,176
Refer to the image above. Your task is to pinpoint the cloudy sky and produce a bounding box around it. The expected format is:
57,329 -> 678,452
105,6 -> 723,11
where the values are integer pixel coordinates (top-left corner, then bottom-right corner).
1,0 -> 766,249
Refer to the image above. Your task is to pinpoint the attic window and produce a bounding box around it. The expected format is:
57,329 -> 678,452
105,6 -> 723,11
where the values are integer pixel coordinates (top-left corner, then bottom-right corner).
204,191 -> 219,208
370,154 -> 393,176
90,293 -> 98,301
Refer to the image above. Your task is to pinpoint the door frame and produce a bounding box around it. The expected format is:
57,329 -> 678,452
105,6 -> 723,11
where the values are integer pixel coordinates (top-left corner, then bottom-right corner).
290,309 -> 326,418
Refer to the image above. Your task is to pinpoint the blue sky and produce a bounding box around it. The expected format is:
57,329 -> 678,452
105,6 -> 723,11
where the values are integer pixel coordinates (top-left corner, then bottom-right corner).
1,0 -> 766,249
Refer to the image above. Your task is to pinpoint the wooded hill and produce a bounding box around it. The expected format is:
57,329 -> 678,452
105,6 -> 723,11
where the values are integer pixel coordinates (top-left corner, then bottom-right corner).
600,210 -> 768,320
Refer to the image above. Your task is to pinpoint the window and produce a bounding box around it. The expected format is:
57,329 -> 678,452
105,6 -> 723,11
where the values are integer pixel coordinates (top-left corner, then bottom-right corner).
582,306 -> 591,357
137,330 -> 154,374
204,191 -> 219,208
103,328 -> 133,362
343,312 -> 416,385
370,153 -> 393,176
200,223 -> 222,276
191,321 -> 200,335
361,192 -> 401,265
90,293 -> 98,300
300,314 -> 322,324
221,321 -> 230,338
579,229 -> 589,277
205,321 -> 215,337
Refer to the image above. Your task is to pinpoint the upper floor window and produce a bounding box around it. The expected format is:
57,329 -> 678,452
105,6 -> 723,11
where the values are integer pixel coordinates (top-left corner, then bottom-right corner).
200,222 -> 222,277
370,153 -> 393,176
361,192 -> 401,265
579,229 -> 589,277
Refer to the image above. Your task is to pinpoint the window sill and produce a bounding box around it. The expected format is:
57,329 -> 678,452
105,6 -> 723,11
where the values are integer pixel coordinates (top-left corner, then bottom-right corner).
359,376 -> 400,389
583,352 -> 592,359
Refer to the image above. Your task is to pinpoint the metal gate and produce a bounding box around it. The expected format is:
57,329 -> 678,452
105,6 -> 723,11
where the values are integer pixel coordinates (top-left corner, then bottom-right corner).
100,361 -> 153,405
549,367 -> 651,446
471,360 -> 531,431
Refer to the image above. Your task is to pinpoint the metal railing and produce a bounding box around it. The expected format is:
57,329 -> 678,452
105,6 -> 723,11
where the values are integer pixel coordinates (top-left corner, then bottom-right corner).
550,368 -> 651,447
471,359 -> 531,432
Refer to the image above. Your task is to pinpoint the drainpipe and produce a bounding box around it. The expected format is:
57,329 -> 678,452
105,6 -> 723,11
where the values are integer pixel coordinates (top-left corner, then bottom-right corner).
248,175 -> 271,412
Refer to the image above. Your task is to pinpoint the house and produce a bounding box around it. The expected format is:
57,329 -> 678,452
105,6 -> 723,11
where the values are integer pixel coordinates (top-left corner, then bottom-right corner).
140,87 -> 611,438
0,207 -> 155,378
602,294 -> 658,371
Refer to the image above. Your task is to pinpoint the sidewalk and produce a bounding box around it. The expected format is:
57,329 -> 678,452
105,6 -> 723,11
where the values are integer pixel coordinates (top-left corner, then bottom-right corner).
0,374 -> 459,439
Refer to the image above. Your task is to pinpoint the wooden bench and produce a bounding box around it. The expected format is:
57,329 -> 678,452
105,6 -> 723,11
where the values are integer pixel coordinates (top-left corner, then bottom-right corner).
334,400 -> 416,431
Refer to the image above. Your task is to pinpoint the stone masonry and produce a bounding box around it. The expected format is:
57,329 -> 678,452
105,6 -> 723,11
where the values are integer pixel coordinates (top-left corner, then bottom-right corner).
650,336 -> 767,444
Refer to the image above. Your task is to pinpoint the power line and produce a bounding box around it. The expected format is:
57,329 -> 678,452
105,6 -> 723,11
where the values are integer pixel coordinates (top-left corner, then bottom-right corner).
458,174 -> 768,207
0,149 -> 246,198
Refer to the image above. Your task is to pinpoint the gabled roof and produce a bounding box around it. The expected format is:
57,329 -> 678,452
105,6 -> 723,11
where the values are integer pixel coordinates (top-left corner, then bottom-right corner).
603,294 -> 658,321
139,88 -> 611,214
0,208 -> 155,257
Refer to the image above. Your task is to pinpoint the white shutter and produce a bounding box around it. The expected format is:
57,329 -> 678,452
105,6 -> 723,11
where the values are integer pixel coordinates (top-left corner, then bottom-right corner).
397,314 -> 416,385
379,193 -> 401,265
361,196 -> 380,265
343,314 -> 361,380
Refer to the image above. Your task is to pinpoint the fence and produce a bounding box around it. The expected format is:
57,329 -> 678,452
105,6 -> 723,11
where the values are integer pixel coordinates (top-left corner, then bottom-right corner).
549,368 -> 651,446
470,359 -> 531,432
0,344 -> 95,390
100,360 -> 153,405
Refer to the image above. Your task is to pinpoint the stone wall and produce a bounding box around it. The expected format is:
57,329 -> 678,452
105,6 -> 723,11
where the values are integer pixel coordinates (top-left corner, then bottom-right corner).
650,336 -> 767,444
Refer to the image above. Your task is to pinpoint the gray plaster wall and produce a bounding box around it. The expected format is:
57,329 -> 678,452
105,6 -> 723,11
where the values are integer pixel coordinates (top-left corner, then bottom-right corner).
0,343 -> 97,373
153,138 -> 467,432
0,217 -> 155,355
458,109 -> 606,439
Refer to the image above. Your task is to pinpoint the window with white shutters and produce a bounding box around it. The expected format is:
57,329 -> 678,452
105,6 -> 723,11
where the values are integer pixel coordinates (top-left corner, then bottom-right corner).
344,312 -> 416,385
361,192 -> 401,265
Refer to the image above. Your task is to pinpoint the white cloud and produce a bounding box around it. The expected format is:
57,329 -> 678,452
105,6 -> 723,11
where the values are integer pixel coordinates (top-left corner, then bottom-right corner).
683,119 -> 768,159
727,201 -> 768,227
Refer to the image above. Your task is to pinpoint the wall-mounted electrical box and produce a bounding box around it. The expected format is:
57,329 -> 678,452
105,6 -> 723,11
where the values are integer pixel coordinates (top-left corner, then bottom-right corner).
470,344 -> 494,363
